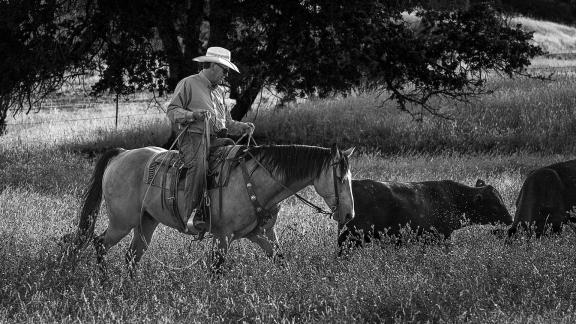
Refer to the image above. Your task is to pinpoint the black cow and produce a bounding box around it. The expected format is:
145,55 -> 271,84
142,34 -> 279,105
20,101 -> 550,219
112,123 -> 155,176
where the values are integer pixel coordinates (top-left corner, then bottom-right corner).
508,159 -> 576,237
338,179 -> 512,250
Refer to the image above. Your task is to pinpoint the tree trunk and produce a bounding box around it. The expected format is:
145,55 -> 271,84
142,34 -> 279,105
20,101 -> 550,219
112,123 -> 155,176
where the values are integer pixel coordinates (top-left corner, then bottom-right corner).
155,2 -> 205,91
0,110 -> 6,135
157,21 -> 188,90
208,0 -> 262,121
0,95 -> 9,135
230,78 -> 264,121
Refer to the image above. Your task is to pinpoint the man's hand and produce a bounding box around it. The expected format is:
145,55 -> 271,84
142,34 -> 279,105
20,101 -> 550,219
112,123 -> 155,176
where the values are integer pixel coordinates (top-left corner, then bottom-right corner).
243,122 -> 255,136
188,110 -> 208,121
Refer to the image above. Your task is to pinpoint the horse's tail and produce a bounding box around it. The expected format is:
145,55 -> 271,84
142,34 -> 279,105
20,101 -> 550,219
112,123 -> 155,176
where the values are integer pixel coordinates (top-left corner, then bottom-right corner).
73,148 -> 125,251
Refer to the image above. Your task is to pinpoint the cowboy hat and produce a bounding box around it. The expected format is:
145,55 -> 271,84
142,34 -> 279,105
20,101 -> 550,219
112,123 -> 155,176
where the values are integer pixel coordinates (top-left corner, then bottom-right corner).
193,47 -> 240,73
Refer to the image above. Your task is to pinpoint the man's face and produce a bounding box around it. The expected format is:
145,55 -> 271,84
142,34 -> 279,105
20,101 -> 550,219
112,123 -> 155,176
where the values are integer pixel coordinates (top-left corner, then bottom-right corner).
212,63 -> 229,84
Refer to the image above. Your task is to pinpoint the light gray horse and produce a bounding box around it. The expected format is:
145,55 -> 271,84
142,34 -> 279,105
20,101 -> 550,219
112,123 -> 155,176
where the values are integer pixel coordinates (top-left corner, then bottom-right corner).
71,144 -> 355,277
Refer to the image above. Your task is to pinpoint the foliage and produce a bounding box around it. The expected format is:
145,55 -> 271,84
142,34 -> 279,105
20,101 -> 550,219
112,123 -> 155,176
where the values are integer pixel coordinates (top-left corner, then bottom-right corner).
0,0 -> 96,134
226,2 -> 543,119
1,0 -> 544,132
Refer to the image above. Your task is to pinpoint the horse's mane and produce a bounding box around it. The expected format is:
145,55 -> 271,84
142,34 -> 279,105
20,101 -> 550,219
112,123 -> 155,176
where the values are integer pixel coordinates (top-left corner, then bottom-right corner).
246,144 -> 348,184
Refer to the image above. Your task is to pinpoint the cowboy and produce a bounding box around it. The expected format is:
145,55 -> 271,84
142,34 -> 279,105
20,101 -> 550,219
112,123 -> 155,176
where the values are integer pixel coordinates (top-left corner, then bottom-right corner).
166,46 -> 255,237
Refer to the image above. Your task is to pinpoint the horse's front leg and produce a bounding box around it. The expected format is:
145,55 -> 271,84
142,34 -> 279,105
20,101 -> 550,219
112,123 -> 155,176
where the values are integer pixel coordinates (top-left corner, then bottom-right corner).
247,227 -> 284,262
210,234 -> 233,275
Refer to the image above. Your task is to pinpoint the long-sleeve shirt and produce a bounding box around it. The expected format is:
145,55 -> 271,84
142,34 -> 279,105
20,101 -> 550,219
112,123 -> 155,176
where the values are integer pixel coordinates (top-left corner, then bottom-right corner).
166,71 -> 246,136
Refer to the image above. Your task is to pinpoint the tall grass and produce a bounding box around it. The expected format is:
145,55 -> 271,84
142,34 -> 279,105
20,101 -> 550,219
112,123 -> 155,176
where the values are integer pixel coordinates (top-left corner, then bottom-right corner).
252,72 -> 576,154
4,102 -> 170,154
1,146 -> 576,322
6,64 -> 576,156
2,55 -> 576,322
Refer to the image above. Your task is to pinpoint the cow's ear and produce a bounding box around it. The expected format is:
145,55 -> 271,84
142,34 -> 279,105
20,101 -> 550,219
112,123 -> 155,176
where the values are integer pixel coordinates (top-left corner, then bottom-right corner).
475,179 -> 486,187
474,193 -> 483,204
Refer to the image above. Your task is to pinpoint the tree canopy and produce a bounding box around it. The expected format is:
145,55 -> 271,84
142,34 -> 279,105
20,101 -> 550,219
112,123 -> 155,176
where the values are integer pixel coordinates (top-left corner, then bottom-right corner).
0,0 -> 543,133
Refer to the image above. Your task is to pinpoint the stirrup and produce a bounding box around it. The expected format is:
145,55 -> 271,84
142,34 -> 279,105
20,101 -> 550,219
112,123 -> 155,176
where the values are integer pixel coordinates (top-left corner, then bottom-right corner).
186,209 -> 198,233
186,209 -> 208,233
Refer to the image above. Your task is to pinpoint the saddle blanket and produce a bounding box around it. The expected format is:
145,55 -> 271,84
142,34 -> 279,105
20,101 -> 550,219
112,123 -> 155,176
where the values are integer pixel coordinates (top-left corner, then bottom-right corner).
143,145 -> 244,191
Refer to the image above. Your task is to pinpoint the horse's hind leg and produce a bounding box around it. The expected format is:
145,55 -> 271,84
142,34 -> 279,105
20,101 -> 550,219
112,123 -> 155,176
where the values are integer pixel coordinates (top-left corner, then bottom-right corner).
94,224 -> 132,281
126,212 -> 159,277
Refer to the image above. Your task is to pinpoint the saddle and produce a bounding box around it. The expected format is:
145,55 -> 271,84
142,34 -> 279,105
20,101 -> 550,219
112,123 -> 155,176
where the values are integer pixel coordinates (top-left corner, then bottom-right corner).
143,145 -> 245,231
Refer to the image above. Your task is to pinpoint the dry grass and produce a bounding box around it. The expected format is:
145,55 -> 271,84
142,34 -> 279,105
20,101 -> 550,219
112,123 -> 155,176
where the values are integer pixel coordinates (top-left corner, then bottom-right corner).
2,19 -> 576,321
252,72 -> 576,155
1,145 -> 575,322
511,16 -> 576,54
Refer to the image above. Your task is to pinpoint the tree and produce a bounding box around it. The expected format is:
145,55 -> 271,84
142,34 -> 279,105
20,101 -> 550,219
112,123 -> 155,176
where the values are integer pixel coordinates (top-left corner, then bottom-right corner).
224,1 -> 543,119
0,0 -> 543,133
0,0 -> 98,133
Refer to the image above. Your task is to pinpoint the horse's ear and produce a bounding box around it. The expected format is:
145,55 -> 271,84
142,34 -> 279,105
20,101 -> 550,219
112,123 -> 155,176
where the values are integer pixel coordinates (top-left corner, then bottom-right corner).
342,147 -> 355,158
475,179 -> 486,187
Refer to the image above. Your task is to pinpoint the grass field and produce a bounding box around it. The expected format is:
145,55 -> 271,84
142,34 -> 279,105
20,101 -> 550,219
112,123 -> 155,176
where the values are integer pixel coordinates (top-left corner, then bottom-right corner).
2,73 -> 576,323
1,145 -> 576,322
3,18 -> 576,321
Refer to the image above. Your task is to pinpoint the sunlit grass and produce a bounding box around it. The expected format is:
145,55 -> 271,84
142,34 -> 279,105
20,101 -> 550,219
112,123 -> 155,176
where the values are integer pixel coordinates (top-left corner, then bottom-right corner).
3,48 -> 576,323
1,139 -> 576,322
251,72 -> 576,154
512,16 -> 576,54
4,101 -> 171,152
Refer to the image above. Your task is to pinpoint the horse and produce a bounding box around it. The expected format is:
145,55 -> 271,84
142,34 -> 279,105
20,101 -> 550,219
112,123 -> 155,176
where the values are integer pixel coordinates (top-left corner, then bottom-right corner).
70,144 -> 355,277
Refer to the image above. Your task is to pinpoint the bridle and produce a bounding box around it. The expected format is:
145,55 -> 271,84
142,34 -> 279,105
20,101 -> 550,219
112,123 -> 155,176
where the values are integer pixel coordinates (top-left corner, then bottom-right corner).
241,150 -> 345,221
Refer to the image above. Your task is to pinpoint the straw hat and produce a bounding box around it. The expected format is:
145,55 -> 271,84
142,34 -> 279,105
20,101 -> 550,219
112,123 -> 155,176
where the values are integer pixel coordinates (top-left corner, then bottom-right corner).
193,47 -> 240,73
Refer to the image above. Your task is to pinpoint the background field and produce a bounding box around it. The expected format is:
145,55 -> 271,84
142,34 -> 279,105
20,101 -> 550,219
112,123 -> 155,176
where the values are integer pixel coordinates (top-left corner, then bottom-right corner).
2,16 -> 576,323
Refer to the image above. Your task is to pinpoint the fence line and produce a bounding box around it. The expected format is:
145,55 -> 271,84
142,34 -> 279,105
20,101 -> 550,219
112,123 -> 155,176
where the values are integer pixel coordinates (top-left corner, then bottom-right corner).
6,112 -> 166,126
6,93 -> 168,113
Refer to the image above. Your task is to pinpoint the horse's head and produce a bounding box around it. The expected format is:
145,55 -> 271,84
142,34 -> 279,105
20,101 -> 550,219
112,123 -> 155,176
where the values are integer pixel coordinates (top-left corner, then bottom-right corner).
314,145 -> 355,225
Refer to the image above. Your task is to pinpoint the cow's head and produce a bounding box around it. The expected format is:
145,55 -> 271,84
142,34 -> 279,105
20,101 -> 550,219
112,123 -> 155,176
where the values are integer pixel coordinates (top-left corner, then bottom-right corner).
470,179 -> 513,226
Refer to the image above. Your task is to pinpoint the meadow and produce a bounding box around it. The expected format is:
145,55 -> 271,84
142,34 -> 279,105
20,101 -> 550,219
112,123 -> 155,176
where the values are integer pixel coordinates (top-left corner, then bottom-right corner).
2,54 -> 576,322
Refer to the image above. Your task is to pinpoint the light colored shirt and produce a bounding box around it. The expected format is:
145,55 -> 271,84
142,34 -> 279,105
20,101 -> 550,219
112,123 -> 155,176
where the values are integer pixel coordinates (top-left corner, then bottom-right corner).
166,71 -> 245,135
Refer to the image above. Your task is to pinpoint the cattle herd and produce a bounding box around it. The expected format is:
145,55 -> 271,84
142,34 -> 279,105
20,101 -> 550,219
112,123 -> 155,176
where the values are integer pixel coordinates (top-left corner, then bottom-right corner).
339,159 -> 576,250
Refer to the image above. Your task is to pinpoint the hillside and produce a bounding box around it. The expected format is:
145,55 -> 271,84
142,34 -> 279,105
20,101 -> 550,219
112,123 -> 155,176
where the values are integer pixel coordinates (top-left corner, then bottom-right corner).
512,16 -> 576,54
402,12 -> 576,55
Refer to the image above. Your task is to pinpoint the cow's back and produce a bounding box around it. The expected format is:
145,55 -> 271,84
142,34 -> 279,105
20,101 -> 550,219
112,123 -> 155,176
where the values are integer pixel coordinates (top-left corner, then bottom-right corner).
510,159 -> 576,237
348,179 -> 398,234
350,179 -> 457,236
546,159 -> 576,210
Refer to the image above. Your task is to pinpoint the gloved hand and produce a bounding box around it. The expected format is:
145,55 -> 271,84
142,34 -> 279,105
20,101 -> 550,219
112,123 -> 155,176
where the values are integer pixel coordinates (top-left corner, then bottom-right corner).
188,110 -> 208,121
243,122 -> 255,136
